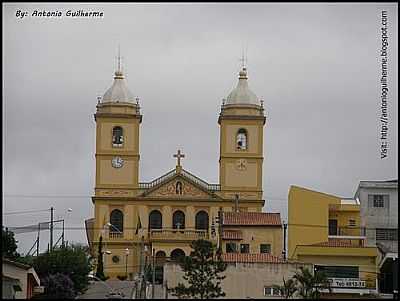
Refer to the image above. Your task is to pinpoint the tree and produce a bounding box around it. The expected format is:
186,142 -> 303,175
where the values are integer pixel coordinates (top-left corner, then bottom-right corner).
35,273 -> 75,299
32,244 -> 92,294
95,235 -> 106,280
171,239 -> 227,299
292,266 -> 331,299
273,277 -> 297,299
2,227 -> 20,260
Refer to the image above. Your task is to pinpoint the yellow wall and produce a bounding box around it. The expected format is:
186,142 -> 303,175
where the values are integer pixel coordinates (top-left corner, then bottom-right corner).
288,185 -> 341,259
219,108 -> 265,193
222,226 -> 282,256
295,247 -> 378,289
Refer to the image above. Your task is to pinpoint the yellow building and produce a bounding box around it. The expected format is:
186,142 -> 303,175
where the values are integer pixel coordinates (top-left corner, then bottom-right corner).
288,185 -> 379,298
85,59 -> 283,280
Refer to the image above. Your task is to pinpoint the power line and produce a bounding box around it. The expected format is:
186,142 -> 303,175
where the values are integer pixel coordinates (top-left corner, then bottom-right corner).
4,208 -> 51,215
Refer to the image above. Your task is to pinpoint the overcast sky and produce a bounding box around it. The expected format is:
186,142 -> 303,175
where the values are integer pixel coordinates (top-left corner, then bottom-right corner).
2,3 -> 398,254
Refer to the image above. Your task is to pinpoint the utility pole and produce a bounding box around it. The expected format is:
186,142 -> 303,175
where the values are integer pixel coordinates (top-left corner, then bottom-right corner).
62,219 -> 65,247
282,222 -> 287,261
36,223 -> 40,256
152,248 -> 156,299
50,207 -> 54,252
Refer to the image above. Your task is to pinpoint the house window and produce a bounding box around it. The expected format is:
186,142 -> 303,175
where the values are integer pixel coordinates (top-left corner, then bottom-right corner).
376,228 -> 398,241
112,126 -> 124,147
149,210 -> 162,230
264,287 -> 280,296
314,265 -> 359,278
226,243 -> 237,253
373,195 -> 384,207
240,244 -> 250,254
236,129 -> 247,150
110,209 -> 123,233
328,219 -> 338,235
348,219 -> 356,227
172,210 -> 185,230
368,194 -> 389,208
260,244 -> 271,254
195,211 -> 209,231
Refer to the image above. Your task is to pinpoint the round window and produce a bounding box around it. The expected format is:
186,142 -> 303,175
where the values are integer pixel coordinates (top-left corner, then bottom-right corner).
112,255 -> 120,263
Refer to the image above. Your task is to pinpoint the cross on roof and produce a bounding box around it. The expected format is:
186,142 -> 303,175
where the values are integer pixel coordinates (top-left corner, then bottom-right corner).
173,149 -> 185,167
239,49 -> 247,69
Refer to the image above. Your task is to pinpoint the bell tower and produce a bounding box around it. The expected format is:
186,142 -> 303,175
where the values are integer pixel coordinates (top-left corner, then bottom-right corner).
218,66 -> 266,200
94,57 -> 142,195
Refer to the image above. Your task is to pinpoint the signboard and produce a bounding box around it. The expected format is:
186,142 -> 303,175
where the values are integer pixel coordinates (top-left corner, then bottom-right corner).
33,286 -> 45,294
329,278 -> 366,288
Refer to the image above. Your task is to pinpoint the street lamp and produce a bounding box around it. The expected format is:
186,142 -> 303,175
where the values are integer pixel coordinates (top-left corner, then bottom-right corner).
62,208 -> 73,247
125,248 -> 130,279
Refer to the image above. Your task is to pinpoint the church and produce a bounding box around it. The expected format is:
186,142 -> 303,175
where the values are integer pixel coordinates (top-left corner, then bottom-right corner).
85,57 -> 283,280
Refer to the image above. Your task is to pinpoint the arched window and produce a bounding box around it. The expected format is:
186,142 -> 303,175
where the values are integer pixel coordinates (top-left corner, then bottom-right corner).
170,249 -> 185,262
149,210 -> 162,230
112,126 -> 124,146
172,210 -> 185,229
110,209 -> 123,232
155,251 -> 166,284
195,211 -> 209,231
236,128 -> 247,150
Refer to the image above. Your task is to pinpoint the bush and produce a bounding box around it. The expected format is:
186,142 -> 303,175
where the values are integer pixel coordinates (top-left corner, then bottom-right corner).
32,244 -> 91,294
35,273 -> 75,299
117,275 -> 127,281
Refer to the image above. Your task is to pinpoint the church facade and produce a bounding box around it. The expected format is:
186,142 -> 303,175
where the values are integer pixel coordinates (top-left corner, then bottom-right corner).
86,61 -> 283,279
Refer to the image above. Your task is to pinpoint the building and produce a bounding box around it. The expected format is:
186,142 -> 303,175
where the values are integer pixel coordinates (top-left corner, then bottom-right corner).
288,185 -> 379,298
355,180 -> 398,296
164,259 -> 312,299
2,258 -> 42,299
85,58 -> 283,279
220,211 -> 283,256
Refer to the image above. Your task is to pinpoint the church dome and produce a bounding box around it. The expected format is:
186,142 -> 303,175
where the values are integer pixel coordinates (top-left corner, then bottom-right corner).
102,70 -> 136,103
225,67 -> 259,106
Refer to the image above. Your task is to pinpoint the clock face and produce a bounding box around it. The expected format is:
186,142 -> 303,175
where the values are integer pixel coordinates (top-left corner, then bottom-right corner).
112,157 -> 124,168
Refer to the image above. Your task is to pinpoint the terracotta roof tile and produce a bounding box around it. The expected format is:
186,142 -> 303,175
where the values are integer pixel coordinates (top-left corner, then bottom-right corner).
311,238 -> 365,248
222,212 -> 281,226
222,230 -> 243,240
221,253 -> 284,263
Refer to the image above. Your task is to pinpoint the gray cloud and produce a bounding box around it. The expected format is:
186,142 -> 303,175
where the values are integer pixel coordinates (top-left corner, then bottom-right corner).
3,3 -> 398,253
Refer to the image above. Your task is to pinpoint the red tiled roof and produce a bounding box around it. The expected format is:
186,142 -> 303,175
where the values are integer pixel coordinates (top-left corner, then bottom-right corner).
222,212 -> 281,226
222,230 -> 243,240
221,253 -> 284,263
310,238 -> 365,248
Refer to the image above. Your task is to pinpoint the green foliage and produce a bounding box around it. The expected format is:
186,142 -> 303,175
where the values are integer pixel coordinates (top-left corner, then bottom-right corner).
273,277 -> 297,299
32,244 -> 91,294
15,254 -> 35,266
292,266 -> 331,299
2,227 -> 20,260
95,235 -> 106,281
33,273 -> 75,299
171,239 -> 227,299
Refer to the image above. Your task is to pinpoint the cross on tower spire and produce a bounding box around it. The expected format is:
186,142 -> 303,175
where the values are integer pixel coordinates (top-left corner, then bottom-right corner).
239,48 -> 248,70
173,149 -> 185,168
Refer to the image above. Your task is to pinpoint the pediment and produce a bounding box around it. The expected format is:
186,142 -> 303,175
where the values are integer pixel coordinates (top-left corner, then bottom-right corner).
143,175 -> 215,199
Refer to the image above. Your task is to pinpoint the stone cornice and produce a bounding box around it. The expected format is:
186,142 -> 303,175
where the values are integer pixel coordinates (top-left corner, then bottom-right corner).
218,114 -> 266,125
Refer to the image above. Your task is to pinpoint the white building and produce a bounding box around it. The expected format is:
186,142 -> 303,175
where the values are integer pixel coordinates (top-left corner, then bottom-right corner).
355,179 -> 398,296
